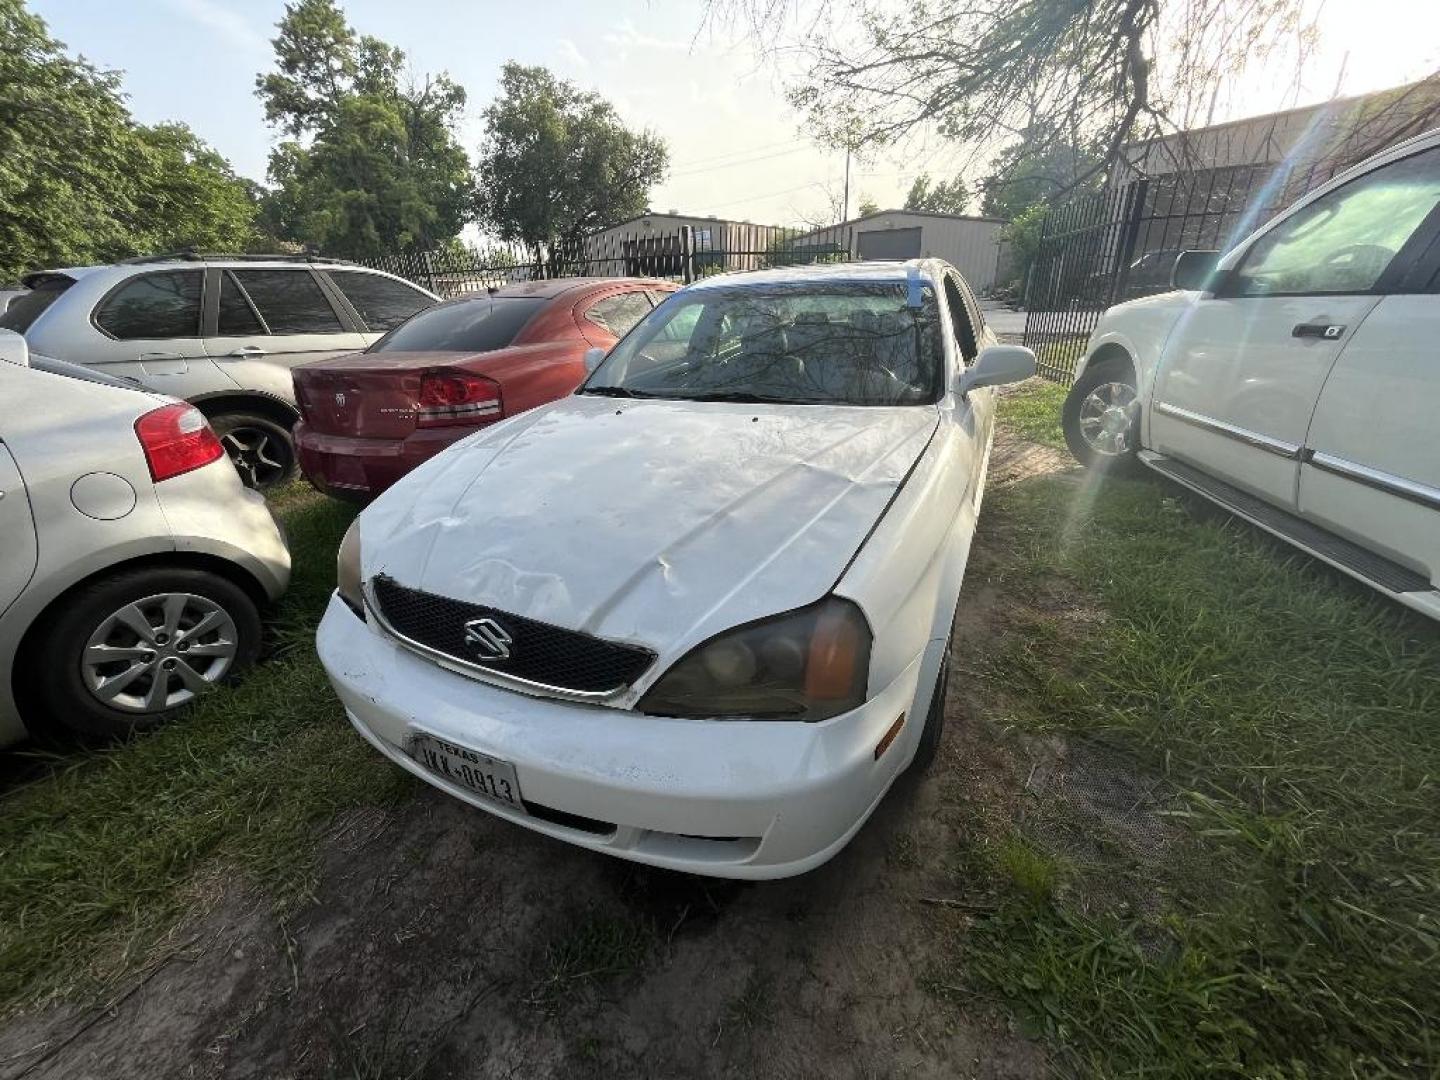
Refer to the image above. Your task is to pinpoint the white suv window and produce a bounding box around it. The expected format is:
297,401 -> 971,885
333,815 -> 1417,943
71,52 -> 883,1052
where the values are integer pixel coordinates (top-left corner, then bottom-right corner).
328,271 -> 433,332
1229,147 -> 1440,296
94,271 -> 203,339
229,269 -> 344,334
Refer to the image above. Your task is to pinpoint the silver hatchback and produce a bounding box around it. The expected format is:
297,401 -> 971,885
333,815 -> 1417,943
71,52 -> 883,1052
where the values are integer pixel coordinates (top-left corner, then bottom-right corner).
0,331 -> 290,744
1,254 -> 437,489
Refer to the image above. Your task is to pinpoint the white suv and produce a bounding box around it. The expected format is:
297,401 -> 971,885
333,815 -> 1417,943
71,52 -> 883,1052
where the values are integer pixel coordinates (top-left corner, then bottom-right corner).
0,255 -> 438,489
1062,128 -> 1440,621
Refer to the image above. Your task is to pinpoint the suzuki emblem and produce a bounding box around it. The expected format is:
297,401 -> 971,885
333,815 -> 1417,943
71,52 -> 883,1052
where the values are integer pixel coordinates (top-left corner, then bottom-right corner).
334,391 -> 347,406
463,617 -> 513,661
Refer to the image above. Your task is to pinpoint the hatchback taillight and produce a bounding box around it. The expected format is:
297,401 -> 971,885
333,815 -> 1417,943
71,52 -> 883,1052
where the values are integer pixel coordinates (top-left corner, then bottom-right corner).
134,403 -> 225,482
416,371 -> 504,428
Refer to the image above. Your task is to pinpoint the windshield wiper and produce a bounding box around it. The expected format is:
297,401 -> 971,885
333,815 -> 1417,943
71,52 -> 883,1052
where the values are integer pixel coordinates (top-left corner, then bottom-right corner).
578,385 -> 664,399
681,391 -> 829,405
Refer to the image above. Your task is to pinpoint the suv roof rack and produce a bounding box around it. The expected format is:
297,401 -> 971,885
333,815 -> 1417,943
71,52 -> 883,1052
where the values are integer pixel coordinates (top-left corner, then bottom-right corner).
117,251 -> 352,266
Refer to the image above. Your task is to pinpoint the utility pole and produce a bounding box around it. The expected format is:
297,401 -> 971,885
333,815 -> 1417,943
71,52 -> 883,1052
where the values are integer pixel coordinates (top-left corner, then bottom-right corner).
841,147 -> 851,224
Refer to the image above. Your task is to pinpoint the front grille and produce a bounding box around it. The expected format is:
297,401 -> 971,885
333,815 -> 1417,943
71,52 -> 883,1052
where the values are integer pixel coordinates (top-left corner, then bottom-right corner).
370,575 -> 655,695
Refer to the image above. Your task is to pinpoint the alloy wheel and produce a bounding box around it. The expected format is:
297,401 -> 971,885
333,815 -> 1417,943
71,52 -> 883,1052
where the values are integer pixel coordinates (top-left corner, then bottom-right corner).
221,426 -> 288,488
1077,381 -> 1139,456
80,592 -> 239,714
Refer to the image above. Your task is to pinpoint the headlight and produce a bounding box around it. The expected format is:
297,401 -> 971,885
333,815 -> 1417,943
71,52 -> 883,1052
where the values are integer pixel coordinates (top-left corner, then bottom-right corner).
337,519 -> 364,615
637,596 -> 871,721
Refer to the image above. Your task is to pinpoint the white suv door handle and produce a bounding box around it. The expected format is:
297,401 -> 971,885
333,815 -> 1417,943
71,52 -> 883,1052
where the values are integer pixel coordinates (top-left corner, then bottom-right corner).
228,346 -> 268,357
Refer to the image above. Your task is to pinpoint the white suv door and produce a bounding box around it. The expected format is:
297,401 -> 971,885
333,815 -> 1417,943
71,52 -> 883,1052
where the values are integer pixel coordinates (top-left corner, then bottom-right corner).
205,267 -> 366,404
1299,219 -> 1440,594
1148,145 -> 1440,509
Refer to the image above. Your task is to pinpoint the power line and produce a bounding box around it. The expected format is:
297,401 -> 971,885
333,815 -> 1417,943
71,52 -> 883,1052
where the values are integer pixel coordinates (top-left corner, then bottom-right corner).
666,137 -> 801,170
666,144 -> 811,179
688,179 -> 826,214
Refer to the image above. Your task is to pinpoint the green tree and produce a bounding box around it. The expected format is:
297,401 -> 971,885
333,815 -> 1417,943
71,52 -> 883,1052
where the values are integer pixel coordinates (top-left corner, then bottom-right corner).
256,0 -> 471,256
903,173 -> 970,214
857,194 -> 881,216
0,1 -> 257,280
979,127 -> 1102,220
474,63 -> 669,250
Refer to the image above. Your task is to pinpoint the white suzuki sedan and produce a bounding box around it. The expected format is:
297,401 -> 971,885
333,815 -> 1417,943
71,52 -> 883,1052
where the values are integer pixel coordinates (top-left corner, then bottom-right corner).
1061,128 -> 1440,621
317,261 -> 1034,878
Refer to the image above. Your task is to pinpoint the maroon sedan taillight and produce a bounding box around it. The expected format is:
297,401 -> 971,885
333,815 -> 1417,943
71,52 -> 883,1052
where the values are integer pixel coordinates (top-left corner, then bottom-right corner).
416,371 -> 504,428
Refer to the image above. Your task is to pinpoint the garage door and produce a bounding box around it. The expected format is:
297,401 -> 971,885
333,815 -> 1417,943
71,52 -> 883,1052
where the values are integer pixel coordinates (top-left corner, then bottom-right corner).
857,227 -> 922,261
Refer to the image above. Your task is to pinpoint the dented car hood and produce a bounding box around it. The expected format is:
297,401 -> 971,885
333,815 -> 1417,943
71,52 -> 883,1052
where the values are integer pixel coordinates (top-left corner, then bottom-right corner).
360,394 -> 938,655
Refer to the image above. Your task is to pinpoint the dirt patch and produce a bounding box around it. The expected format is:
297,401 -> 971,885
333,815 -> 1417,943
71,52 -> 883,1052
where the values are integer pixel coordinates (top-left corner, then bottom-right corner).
0,431 -> 1098,1080
987,431 -> 1074,490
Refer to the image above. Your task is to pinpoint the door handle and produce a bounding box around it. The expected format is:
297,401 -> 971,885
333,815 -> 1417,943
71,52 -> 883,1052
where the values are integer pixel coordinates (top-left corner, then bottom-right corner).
227,346 -> 269,357
1292,323 -> 1346,340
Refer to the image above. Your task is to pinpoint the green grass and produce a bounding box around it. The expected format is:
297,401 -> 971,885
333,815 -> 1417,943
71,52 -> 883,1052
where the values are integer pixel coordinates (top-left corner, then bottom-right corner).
996,380 -> 1068,449
952,395 -> 1440,1076
0,485 -> 414,1011
527,910 -> 654,1013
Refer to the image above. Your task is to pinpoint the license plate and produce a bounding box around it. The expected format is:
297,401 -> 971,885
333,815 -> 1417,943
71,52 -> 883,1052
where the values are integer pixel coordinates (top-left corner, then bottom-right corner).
409,734 -> 522,810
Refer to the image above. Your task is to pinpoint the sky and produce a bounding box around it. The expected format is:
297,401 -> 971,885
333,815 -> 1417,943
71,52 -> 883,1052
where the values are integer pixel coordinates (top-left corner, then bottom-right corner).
28,0 -> 1440,232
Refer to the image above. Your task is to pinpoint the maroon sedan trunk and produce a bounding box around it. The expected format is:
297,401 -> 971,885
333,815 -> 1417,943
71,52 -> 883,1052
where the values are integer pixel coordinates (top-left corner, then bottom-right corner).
293,343 -> 585,499
292,278 -> 672,500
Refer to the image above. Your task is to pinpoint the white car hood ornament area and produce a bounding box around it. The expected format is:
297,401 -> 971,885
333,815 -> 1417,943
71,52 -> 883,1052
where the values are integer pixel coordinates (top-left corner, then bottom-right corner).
361,394 -> 938,656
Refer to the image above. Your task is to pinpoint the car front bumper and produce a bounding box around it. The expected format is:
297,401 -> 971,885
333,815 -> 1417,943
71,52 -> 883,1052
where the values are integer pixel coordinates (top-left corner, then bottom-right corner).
316,592 -> 923,879
294,422 -> 462,501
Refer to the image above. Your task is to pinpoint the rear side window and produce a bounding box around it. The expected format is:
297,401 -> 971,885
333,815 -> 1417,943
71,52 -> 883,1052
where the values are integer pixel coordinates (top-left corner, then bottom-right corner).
584,291 -> 652,337
329,271 -> 434,332
216,271 -> 266,335
230,269 -> 344,334
0,277 -> 73,333
371,297 -> 544,353
94,271 -> 202,339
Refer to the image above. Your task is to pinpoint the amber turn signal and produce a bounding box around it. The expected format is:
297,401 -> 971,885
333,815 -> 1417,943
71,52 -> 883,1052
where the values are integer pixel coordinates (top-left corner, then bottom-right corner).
873,713 -> 906,760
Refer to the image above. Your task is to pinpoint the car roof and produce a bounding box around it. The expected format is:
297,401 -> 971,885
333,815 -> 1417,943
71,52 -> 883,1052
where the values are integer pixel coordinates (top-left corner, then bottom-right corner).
686,259 -> 940,292
475,276 -> 675,300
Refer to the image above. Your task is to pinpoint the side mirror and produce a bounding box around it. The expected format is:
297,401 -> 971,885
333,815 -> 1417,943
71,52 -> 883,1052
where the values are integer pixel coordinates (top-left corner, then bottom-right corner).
958,344 -> 1036,395
1171,249 -> 1221,291
583,346 -> 606,373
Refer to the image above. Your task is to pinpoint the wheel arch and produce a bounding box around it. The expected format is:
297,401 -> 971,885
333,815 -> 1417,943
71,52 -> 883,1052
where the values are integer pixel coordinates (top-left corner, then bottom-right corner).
190,390 -> 300,429
9,551 -> 272,734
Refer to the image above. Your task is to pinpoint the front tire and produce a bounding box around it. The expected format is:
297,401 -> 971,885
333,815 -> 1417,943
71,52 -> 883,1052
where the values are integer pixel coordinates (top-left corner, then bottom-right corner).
31,567 -> 262,739
1062,357 -> 1141,471
210,412 -> 297,490
910,647 -> 950,772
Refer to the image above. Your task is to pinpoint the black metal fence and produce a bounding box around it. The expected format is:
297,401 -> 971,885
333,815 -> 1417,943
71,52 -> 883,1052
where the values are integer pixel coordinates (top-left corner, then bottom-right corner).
358,224 -> 857,299
1022,158 -> 1354,383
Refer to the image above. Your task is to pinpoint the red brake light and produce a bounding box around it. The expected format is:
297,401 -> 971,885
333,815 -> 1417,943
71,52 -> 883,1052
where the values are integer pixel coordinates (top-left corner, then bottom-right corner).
416,371 -> 504,428
134,403 -> 225,482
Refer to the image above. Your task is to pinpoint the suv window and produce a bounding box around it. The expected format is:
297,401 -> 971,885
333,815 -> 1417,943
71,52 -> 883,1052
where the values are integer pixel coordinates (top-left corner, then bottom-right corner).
94,271 -> 203,339
0,277 -> 73,333
585,291 -> 652,337
1229,146 -> 1440,296
329,271 -> 433,332
230,269 -> 344,334
217,271 -> 266,335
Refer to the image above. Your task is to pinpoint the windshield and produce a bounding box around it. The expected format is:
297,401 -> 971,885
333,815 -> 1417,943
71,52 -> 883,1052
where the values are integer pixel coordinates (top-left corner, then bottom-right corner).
581,282 -> 942,406
369,296 -> 543,353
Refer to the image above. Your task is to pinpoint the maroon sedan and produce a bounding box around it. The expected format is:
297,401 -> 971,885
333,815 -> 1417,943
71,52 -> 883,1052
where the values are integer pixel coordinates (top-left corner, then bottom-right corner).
293,277 -> 674,499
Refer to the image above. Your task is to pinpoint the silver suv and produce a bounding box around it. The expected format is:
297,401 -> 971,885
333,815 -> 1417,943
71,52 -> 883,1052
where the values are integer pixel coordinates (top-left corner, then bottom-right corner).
0,254 -> 438,489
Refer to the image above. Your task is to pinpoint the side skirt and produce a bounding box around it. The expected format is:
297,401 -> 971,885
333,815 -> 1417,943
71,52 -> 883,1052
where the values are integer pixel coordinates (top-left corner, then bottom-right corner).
1139,451 -> 1439,603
